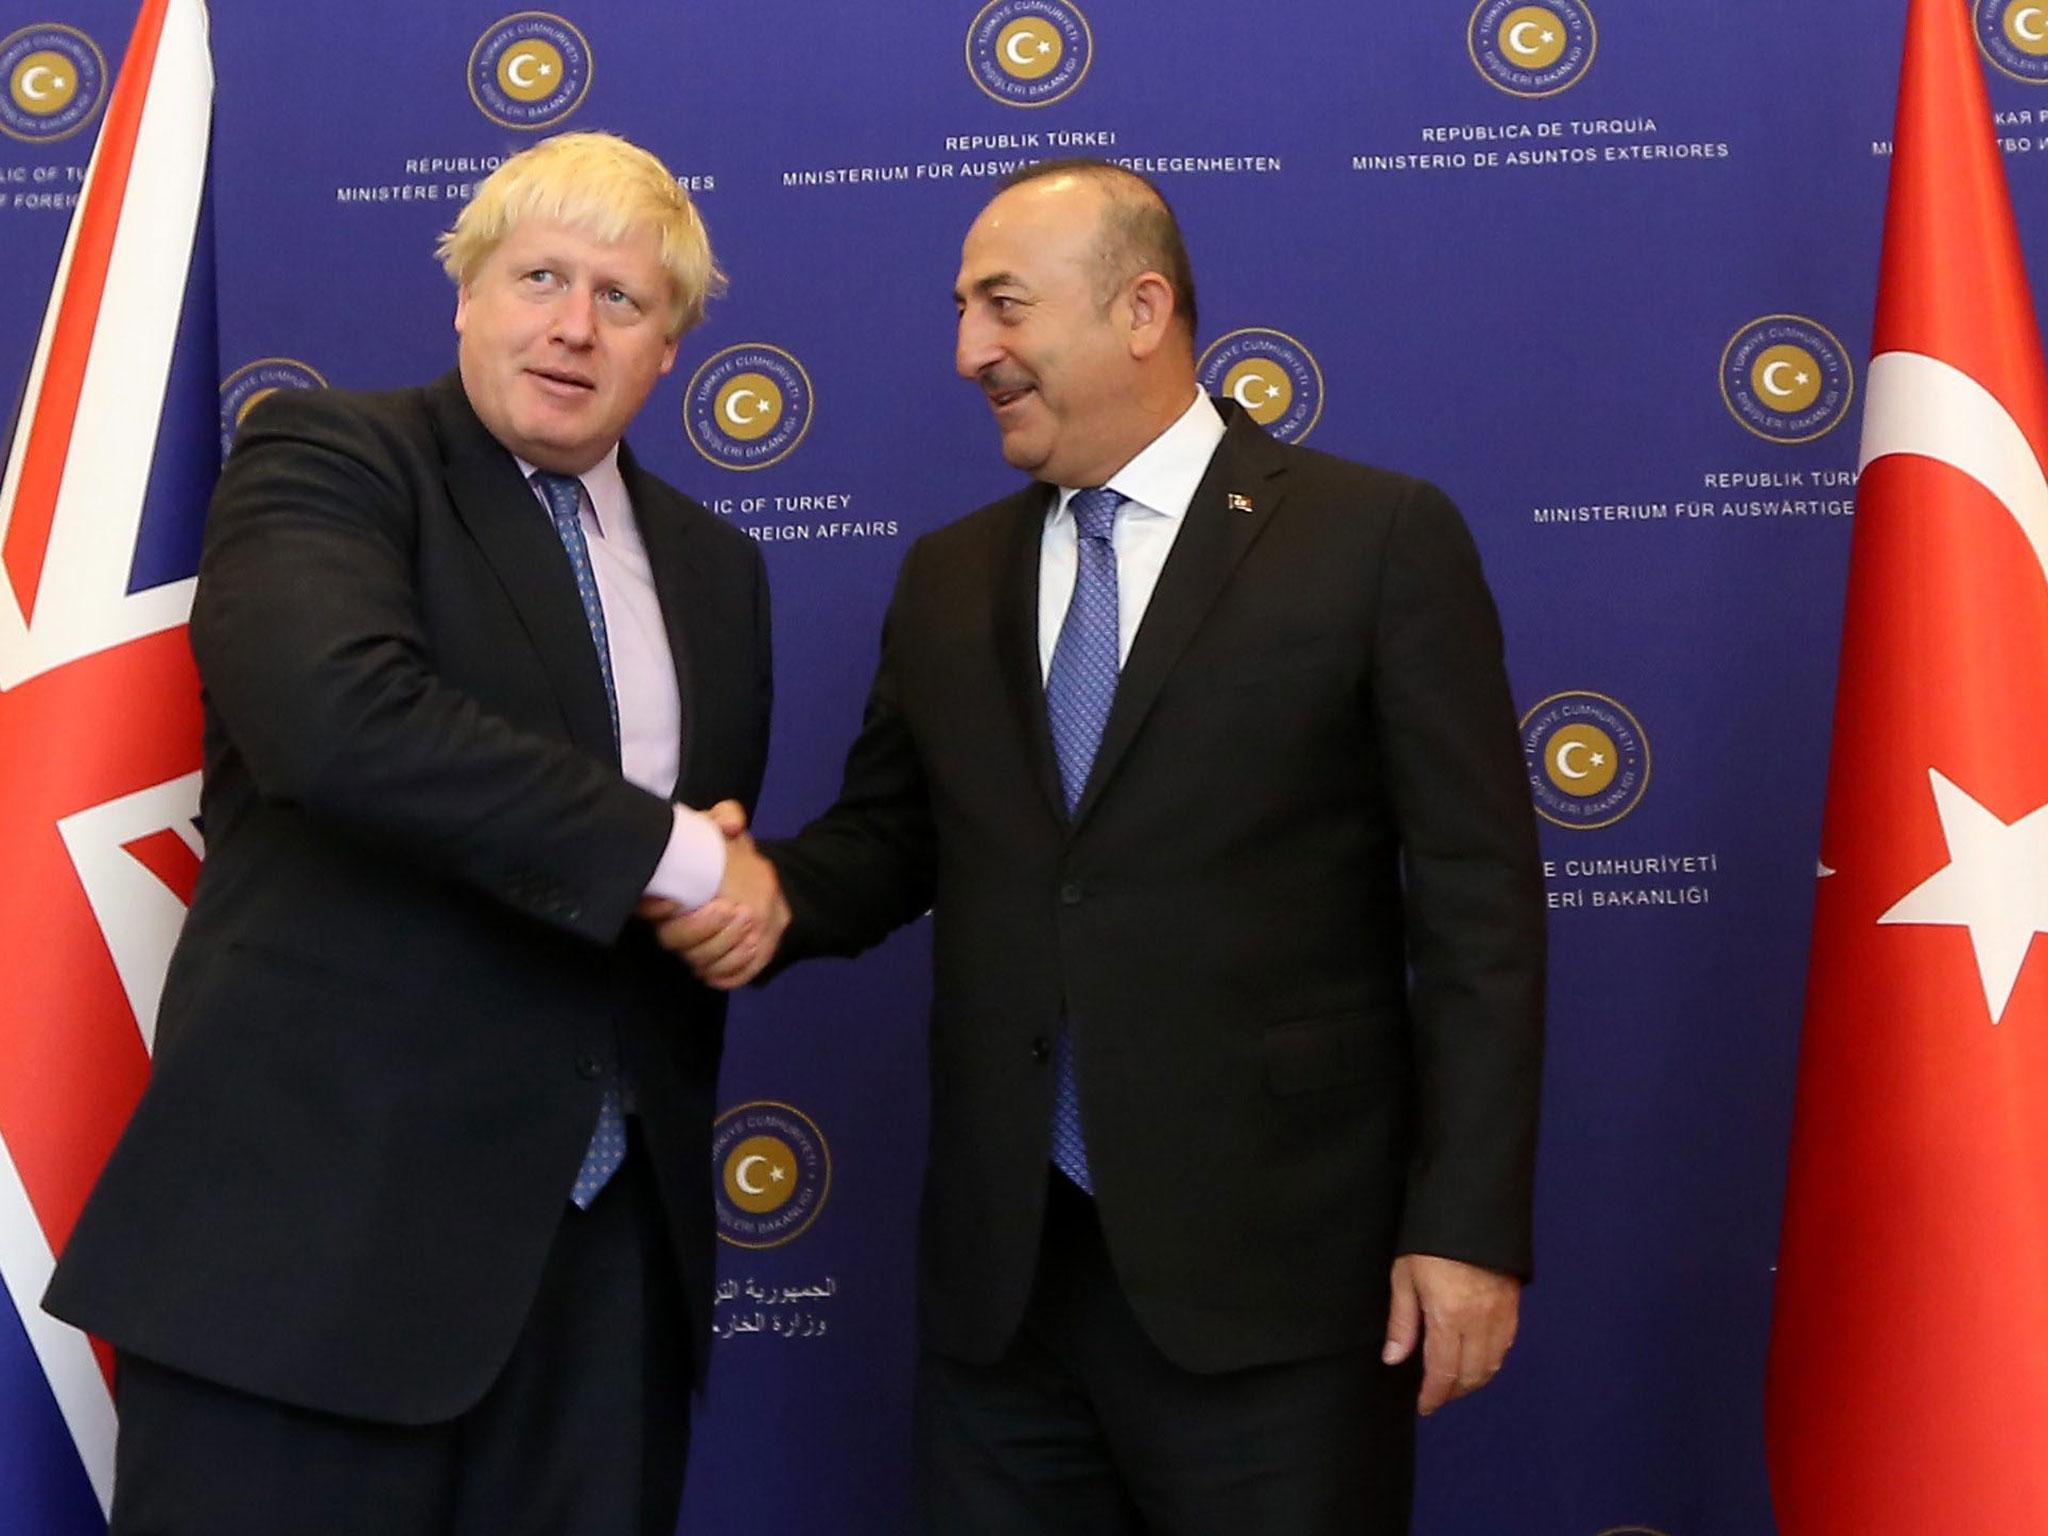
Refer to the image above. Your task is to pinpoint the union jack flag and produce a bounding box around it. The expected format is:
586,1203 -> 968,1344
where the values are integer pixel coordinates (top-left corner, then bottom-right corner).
0,0 -> 214,1524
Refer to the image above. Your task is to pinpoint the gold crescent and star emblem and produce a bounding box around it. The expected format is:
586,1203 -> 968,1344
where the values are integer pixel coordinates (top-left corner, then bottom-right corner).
497,40 -> 563,102
1498,5 -> 1567,69
1752,344 -> 1824,414
723,1134 -> 798,1214
1545,724 -> 1619,796
715,373 -> 784,441
2007,1 -> 2048,54
10,51 -> 77,114
996,17 -> 1063,79
1222,359 -> 1293,425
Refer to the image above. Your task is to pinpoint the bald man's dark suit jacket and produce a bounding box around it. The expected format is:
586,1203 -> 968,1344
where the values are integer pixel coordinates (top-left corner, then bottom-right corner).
45,372 -> 772,1423
769,401 -> 1542,1373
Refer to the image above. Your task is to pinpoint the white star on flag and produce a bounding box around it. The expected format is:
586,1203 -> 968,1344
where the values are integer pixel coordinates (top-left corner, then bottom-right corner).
1772,1 -> 2048,1523
1877,767 -> 2048,1024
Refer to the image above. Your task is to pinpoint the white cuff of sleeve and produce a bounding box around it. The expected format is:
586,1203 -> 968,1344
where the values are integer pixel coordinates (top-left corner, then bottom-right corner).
643,805 -> 727,910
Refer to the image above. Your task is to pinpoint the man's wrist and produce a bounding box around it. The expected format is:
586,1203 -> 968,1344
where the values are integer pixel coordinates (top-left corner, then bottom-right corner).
642,805 -> 727,909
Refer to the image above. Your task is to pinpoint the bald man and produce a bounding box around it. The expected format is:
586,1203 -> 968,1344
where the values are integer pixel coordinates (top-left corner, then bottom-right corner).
666,159 -> 1544,1534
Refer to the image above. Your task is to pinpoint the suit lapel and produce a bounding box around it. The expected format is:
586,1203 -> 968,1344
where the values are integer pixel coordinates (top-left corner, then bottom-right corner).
993,483 -> 1069,822
621,444 -> 699,800
1070,407 -> 1288,826
429,374 -> 619,764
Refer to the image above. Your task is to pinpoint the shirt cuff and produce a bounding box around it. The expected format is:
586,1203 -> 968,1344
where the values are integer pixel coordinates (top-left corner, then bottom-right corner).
642,805 -> 728,910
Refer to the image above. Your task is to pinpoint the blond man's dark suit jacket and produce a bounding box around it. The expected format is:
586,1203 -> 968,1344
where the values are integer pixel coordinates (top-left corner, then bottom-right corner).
770,402 -> 1543,1372
45,373 -> 772,1423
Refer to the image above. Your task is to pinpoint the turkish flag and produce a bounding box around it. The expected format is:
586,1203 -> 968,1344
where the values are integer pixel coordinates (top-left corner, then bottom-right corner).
1767,1 -> 2048,1529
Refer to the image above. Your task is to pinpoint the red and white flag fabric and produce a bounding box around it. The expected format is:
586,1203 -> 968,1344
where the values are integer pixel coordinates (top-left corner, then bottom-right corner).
0,0 -> 214,1521
1769,0 -> 2048,1528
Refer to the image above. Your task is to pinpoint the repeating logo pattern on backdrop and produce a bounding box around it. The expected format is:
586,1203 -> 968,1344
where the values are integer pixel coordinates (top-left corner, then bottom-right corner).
1719,314 -> 1854,445
1196,328 -> 1324,444
713,1100 -> 832,1249
966,0 -> 1093,108
1520,690 -> 1649,830
1978,0 -> 2048,83
0,22 -> 105,144
684,343 -> 815,471
218,358 -> 328,459
1467,1 -> 1597,98
468,11 -> 592,130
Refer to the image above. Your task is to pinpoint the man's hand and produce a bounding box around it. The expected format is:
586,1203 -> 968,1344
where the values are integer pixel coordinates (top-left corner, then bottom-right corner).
1381,1254 -> 1520,1416
637,800 -> 788,988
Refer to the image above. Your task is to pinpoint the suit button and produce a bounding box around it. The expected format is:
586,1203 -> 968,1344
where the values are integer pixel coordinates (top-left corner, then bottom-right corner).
1030,1037 -> 1051,1064
1059,882 -> 1083,906
576,1052 -> 604,1079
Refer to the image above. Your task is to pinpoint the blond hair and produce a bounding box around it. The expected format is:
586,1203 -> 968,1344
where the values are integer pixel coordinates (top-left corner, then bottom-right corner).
436,131 -> 725,338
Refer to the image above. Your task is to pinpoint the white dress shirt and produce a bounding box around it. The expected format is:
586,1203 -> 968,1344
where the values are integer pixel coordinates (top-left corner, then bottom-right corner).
1037,390 -> 1227,679
521,448 -> 725,907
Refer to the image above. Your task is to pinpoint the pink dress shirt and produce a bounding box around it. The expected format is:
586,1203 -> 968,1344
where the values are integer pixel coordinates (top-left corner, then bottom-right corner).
520,449 -> 725,908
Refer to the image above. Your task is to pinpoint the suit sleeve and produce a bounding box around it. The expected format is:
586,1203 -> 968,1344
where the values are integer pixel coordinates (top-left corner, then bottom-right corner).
190,392 -> 674,945
1370,477 -> 1546,1278
763,538 -> 939,963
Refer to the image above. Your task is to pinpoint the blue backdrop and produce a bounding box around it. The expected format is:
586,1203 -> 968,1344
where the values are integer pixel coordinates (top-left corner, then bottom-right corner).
7,3 -> 2040,1532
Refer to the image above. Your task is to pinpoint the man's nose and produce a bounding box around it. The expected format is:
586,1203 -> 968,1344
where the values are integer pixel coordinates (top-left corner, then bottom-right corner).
956,313 -> 1001,380
552,285 -> 597,346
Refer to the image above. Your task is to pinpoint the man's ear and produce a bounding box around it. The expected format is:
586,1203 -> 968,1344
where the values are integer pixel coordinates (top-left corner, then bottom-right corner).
1125,271 -> 1176,361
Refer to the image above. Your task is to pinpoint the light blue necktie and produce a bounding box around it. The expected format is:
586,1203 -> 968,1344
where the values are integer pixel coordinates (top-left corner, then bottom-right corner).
1044,486 -> 1123,1195
533,470 -> 627,1210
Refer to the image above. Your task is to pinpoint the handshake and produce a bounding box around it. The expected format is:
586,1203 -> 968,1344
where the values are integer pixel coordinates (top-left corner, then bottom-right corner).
637,800 -> 789,989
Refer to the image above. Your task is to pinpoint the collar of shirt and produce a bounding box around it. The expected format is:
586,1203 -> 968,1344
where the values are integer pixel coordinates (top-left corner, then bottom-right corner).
1035,390 -> 1226,680
515,443 -> 641,558
1049,390 -> 1225,527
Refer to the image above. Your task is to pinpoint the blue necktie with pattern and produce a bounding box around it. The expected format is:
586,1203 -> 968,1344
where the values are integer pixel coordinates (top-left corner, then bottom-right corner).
1044,486 -> 1123,1195
533,470 -> 627,1210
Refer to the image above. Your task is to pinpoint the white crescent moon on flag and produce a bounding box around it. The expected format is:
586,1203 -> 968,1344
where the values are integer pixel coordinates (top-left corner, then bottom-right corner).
1508,20 -> 1544,55
1860,350 -> 2048,588
19,64 -> 56,100
1553,740 -> 1591,779
506,49 -> 541,89
1006,32 -> 1040,66
1231,376 -> 1270,409
723,388 -> 762,426
2018,6 -> 2048,44
734,1154 -> 770,1195
1762,360 -> 1798,397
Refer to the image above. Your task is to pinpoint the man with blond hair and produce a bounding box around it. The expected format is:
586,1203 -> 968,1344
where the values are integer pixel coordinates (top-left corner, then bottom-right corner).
46,131 -> 773,1535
